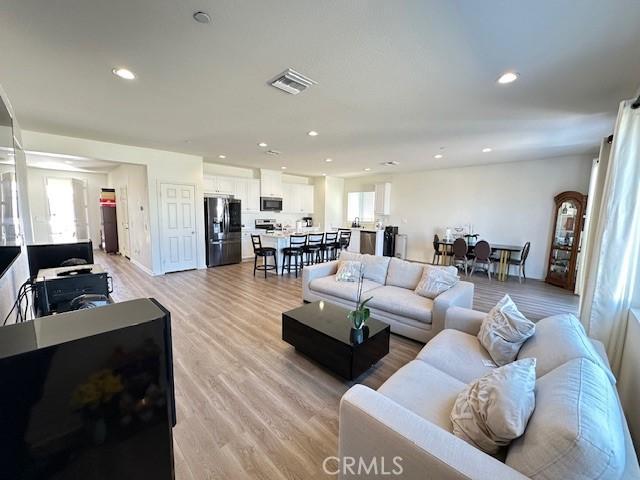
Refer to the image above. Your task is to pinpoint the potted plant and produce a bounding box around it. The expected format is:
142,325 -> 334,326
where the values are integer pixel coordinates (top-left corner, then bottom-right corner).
347,266 -> 373,343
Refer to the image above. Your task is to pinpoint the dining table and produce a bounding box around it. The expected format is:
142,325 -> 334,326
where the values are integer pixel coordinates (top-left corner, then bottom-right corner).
436,239 -> 524,281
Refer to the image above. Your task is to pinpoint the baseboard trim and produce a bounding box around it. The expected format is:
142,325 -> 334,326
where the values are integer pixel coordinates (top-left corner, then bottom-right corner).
130,258 -> 155,276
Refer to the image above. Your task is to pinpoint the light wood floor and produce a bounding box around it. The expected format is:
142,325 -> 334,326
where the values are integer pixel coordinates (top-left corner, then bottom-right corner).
98,252 -> 578,479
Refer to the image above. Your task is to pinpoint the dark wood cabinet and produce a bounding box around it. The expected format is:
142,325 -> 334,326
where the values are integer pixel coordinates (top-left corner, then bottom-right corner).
545,191 -> 587,290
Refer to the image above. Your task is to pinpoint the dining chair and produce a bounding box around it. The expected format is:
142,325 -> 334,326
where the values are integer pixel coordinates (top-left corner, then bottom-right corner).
470,240 -> 492,280
251,235 -> 278,278
452,237 -> 469,276
507,241 -> 531,283
432,234 -> 453,265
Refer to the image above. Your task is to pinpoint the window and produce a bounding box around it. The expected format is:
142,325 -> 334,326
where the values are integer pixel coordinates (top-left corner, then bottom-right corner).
347,191 -> 375,222
46,177 -> 89,243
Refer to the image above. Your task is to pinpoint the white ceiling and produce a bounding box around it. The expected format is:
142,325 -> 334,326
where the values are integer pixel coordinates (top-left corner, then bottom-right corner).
1,0 -> 639,177
24,151 -> 119,174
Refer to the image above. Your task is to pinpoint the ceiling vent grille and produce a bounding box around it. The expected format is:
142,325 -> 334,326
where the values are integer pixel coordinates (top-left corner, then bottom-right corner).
269,68 -> 317,95
381,161 -> 400,166
265,149 -> 281,156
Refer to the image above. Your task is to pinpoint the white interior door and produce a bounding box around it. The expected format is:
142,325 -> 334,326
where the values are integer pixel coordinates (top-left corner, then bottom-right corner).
160,183 -> 197,272
118,186 -> 130,257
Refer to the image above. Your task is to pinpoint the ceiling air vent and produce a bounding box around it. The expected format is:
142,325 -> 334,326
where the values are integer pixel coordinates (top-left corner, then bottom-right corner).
269,68 -> 317,95
265,149 -> 281,156
381,161 -> 400,166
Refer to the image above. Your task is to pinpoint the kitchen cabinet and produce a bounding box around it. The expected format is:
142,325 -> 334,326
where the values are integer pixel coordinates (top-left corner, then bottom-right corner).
241,231 -> 255,259
245,179 -> 260,212
204,175 -> 234,195
282,183 -> 314,214
260,169 -> 283,198
374,182 -> 391,216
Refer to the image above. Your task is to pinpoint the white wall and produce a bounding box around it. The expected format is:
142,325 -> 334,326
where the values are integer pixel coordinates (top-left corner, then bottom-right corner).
27,167 -> 107,247
344,155 -> 592,279
108,163 -> 152,273
22,131 -> 205,275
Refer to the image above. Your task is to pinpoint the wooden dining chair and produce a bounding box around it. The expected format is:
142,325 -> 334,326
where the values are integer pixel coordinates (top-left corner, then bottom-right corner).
432,234 -> 453,265
452,237 -> 469,276
470,240 -> 492,280
507,241 -> 531,283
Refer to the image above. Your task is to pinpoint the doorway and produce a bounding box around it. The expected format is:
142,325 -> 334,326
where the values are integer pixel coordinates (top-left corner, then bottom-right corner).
159,183 -> 197,273
45,177 -> 90,243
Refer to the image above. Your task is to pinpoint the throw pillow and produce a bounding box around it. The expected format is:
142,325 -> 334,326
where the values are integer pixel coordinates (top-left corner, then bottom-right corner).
414,265 -> 459,299
477,294 -> 535,366
336,260 -> 362,282
517,313 -> 616,384
450,358 -> 536,455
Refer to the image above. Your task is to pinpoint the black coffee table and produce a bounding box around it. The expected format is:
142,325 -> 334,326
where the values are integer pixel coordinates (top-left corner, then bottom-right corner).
282,301 -> 390,380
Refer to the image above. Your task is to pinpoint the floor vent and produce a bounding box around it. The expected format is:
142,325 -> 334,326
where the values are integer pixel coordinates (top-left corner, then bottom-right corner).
269,68 -> 317,95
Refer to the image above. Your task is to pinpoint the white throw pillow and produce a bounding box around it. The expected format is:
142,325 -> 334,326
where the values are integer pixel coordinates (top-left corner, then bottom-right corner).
517,313 -> 616,384
450,358 -> 536,455
335,260 -> 362,282
414,265 -> 459,299
477,295 -> 535,366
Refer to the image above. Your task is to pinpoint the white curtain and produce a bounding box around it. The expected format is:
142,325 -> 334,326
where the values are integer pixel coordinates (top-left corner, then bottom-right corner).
579,99 -> 640,375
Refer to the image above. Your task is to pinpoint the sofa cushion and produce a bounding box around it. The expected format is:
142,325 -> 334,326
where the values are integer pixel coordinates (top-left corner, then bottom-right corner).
506,358 -> 625,480
451,358 -> 536,455
339,251 -> 391,284
517,313 -> 616,384
417,329 -> 496,383
378,360 -> 465,431
367,285 -> 433,324
385,257 -> 424,290
414,265 -> 459,299
309,274 -> 381,302
477,294 -> 535,366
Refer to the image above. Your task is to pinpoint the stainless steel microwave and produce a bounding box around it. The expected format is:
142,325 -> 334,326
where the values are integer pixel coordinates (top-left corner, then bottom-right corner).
260,197 -> 283,212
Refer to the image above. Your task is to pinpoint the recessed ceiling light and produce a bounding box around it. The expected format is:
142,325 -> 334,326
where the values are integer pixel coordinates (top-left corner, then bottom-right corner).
497,71 -> 519,84
321,173 -> 327,176
193,11 -> 211,24
364,168 -> 371,172
307,130 -> 319,137
434,153 -> 444,159
281,166 -> 287,170
64,160 -> 73,164
482,147 -> 492,153
218,154 -> 226,159
325,158 -> 333,163
112,67 -> 136,80
258,142 -> 268,148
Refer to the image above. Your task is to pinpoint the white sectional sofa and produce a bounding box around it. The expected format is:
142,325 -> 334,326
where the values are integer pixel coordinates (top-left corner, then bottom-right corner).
339,307 -> 640,479
302,253 -> 474,343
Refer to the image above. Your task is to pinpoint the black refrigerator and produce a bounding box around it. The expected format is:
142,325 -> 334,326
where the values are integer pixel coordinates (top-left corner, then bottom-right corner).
205,196 -> 242,267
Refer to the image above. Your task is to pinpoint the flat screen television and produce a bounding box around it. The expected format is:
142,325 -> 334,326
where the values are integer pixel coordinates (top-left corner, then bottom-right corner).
0,298 -> 176,479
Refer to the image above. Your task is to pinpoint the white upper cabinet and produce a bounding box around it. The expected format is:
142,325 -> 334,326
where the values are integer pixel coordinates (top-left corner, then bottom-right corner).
245,179 -> 260,212
260,169 -> 283,198
374,182 -> 391,215
282,183 -> 314,213
204,175 -> 234,195
300,184 -> 314,213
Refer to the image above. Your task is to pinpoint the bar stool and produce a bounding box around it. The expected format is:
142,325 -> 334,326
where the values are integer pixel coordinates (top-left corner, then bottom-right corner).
251,235 -> 277,278
282,234 -> 307,277
321,231 -> 339,261
338,229 -> 352,251
303,233 -> 324,265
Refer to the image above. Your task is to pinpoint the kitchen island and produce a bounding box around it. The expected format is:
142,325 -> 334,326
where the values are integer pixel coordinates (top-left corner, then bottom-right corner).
259,230 -> 324,274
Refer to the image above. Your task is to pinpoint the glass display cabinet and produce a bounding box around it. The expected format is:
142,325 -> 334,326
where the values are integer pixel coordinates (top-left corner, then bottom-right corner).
545,191 -> 587,290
